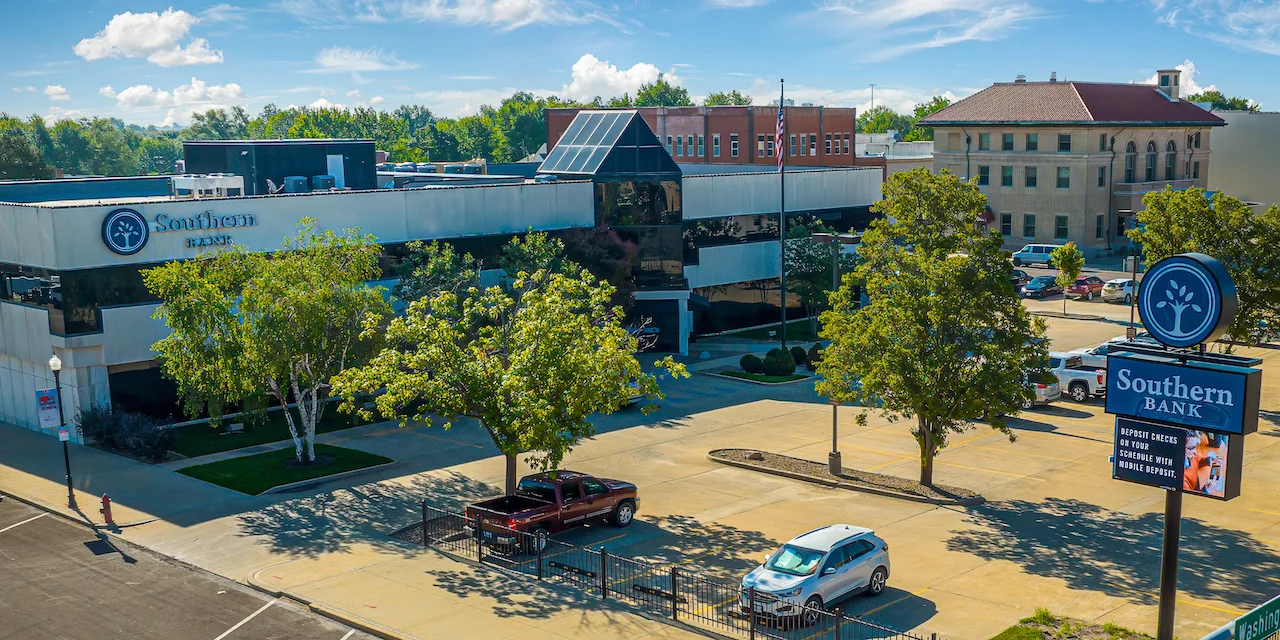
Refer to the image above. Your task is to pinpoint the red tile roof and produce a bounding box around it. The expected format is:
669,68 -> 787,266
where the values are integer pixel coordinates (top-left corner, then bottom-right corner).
920,81 -> 1225,126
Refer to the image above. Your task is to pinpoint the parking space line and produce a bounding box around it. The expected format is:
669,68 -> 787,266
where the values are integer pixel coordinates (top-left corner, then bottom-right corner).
339,630 -> 355,640
1177,599 -> 1243,615
859,587 -> 930,617
1250,508 -> 1280,518
0,513 -> 46,534
935,461 -> 1046,481
213,599 -> 274,640
948,432 -> 999,449
976,446 -> 1084,464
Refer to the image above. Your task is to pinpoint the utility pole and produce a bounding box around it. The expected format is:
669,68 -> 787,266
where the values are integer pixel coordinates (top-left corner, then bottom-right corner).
869,84 -> 876,112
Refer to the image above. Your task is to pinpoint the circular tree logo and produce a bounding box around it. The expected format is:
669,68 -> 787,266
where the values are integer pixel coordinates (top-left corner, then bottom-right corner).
102,208 -> 149,255
1138,253 -> 1237,348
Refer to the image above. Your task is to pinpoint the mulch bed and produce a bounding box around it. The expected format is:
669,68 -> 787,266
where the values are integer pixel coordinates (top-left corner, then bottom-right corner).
710,448 -> 981,505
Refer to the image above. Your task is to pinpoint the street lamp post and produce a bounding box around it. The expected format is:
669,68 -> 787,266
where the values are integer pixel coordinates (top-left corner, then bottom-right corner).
813,232 -> 858,475
49,353 -> 76,510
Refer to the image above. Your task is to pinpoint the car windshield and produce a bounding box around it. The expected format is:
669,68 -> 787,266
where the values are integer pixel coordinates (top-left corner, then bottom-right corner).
516,479 -> 556,503
1030,277 -> 1055,286
765,545 -> 825,577
1074,278 -> 1088,285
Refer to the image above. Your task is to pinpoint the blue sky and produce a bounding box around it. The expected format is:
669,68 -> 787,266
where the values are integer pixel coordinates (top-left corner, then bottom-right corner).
4,0 -> 1277,126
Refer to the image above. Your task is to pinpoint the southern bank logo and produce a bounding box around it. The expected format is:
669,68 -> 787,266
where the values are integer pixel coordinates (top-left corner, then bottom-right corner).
1138,254 -> 1235,348
102,208 -> 149,256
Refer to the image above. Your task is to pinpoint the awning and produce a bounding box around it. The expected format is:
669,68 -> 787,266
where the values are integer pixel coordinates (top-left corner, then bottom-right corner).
978,205 -> 995,224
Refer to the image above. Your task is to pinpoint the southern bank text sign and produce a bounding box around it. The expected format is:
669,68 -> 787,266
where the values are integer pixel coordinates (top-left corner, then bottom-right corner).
1106,352 -> 1261,435
102,208 -> 257,255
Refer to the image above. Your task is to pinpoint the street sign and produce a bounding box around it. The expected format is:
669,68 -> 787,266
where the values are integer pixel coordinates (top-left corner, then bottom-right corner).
1139,253 -> 1238,349
35,388 -> 59,430
1107,352 -> 1262,435
1236,593 -> 1280,640
58,427 -> 69,442
1111,417 -> 1242,501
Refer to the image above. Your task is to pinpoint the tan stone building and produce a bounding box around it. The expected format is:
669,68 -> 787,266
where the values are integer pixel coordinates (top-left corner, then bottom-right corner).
920,69 -> 1225,256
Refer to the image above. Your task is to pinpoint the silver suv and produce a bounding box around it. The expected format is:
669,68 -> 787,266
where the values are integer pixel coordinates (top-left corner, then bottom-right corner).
740,525 -> 890,626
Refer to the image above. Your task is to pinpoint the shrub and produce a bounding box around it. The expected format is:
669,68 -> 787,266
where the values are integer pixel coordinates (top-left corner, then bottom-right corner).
789,346 -> 808,366
76,404 -> 173,463
806,343 -> 823,371
762,348 -> 797,376
740,354 -> 763,374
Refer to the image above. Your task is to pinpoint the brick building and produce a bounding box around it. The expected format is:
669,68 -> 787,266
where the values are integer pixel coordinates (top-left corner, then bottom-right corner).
546,106 -> 884,170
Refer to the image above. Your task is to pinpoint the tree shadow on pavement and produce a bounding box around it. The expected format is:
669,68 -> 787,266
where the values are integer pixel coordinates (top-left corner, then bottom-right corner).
425,564 -> 597,620
1003,416 -> 1112,445
947,497 -> 1280,607
1257,411 -> 1280,437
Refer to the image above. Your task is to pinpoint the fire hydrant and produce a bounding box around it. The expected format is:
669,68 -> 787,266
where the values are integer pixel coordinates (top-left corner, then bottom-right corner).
100,494 -> 114,526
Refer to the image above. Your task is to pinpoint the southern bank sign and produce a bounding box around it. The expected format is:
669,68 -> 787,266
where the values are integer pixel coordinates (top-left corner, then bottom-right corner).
102,208 -> 257,255
1106,352 -> 1260,435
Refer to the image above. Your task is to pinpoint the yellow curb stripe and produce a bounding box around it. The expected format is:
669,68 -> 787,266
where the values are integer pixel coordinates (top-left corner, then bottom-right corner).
1177,599 -> 1243,615
1250,508 -> 1280,517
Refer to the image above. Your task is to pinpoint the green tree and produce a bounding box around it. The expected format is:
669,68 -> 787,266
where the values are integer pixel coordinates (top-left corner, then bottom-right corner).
816,168 -> 1049,486
392,105 -> 435,135
634,74 -> 693,107
856,106 -> 912,137
1185,90 -> 1258,113
904,96 -> 951,142
0,117 -> 52,179
1130,187 -> 1280,345
144,219 -> 391,463
182,107 -> 251,140
785,221 -> 859,335
333,239 -> 687,494
393,239 -> 480,303
704,90 -> 752,106
1050,242 -> 1085,315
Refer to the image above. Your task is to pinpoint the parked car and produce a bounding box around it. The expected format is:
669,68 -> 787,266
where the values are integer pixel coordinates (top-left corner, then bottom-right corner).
1068,341 -> 1122,370
1106,331 -> 1160,347
1101,278 -> 1138,304
1011,269 -> 1032,291
464,471 -> 638,551
1067,276 -> 1106,300
1011,244 -> 1064,267
1049,352 -> 1107,402
1021,377 -> 1061,410
1021,276 -> 1063,298
740,525 -> 890,627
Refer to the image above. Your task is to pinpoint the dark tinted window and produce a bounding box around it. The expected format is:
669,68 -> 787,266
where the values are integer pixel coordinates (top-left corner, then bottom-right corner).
1050,358 -> 1063,368
583,479 -> 609,497
561,482 -> 583,502
822,546 -> 849,571
517,479 -> 557,503
843,539 -> 876,561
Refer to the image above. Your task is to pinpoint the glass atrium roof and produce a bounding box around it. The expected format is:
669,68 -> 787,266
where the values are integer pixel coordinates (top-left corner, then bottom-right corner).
538,110 -> 681,180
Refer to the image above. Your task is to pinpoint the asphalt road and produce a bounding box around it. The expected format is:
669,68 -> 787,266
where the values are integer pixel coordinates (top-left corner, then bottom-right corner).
0,498 -> 368,640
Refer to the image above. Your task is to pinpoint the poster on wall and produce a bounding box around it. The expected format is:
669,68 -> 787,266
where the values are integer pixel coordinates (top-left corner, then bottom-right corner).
35,388 -> 59,429
1112,417 -> 1242,500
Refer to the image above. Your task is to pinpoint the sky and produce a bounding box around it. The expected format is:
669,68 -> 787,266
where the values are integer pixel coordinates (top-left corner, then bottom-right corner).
3,0 -> 1278,127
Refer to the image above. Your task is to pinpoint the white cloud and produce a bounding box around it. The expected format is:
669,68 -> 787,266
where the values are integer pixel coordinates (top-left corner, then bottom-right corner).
111,77 -> 247,111
368,95 -> 385,105
44,85 -> 69,101
560,54 -> 681,102
309,97 -> 344,109
739,77 -> 969,115
73,9 -> 224,67
392,84 -> 412,91
346,89 -> 361,98
278,0 -> 618,30
12,86 -> 36,93
99,85 -> 116,98
307,46 -> 417,73
45,106 -> 95,122
817,0 -> 1042,60
413,87 -> 555,116
1137,59 -> 1217,96
1152,0 -> 1280,56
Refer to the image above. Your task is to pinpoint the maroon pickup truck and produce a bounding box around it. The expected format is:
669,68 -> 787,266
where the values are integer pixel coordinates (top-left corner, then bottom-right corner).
465,471 -> 639,550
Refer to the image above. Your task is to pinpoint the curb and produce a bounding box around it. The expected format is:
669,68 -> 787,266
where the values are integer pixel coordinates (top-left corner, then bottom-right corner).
0,488 -> 157,529
257,461 -> 399,496
706,454 -> 984,507
707,372 -> 814,387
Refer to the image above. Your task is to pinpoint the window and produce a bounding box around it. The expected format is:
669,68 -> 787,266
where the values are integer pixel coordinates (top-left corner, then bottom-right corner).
1193,161 -> 1200,179
1117,216 -> 1128,238
979,133 -> 991,151
1188,134 -> 1194,149
713,134 -> 721,157
789,134 -> 797,156
561,482 -> 583,502
1165,140 -> 1176,180
1001,165 -> 1013,187
1023,214 -> 1036,239
843,133 -> 850,155
1194,132 -> 1201,148
1058,134 -> 1071,152
1056,167 -> 1070,188
810,135 -> 817,156
1097,166 -> 1106,188
825,133 -> 832,155
1001,213 -> 1013,236
697,134 -> 705,157
1026,133 -> 1039,151
583,479 -> 609,497
977,165 -> 990,186
766,137 -> 774,157
1002,133 -> 1014,151
1099,133 -> 1108,152
1145,140 -> 1157,182
1025,166 -> 1038,187
665,135 -> 673,154
675,135 -> 683,157
799,134 -> 807,156
843,539 -> 876,562
1096,214 -> 1105,240
1124,141 -> 1136,182
730,133 -> 739,158
757,134 -> 766,158
1055,214 -> 1069,240
822,547 -> 851,572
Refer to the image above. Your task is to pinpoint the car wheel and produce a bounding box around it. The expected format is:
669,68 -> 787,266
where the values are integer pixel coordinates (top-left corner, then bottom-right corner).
1124,294 -> 1132,305
1086,291 -> 1094,301
1012,258 -> 1022,266
801,596 -> 824,627
1069,383 -> 1089,403
867,567 -> 888,597
1021,395 -> 1034,410
611,500 -> 636,527
524,528 -> 549,554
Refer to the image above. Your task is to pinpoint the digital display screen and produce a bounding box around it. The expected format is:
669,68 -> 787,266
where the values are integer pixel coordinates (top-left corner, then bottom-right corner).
1112,417 -> 1241,501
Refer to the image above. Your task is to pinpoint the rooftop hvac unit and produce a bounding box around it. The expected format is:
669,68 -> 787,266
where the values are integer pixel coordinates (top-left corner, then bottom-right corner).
462,164 -> 482,175
170,174 -> 246,199
311,175 -> 336,191
443,164 -> 464,174
283,176 -> 309,193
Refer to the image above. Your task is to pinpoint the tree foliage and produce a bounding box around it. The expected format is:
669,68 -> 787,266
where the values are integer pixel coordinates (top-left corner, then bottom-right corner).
816,168 -> 1050,486
1050,242 -> 1084,314
1185,90 -> 1258,113
904,96 -> 952,142
1130,187 -> 1280,344
857,106 -> 912,137
333,236 -> 687,494
784,221 -> 859,335
635,74 -> 694,107
704,90 -> 753,106
144,219 -> 390,463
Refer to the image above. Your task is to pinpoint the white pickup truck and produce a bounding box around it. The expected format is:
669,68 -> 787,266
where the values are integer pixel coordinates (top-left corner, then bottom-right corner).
1049,352 -> 1107,402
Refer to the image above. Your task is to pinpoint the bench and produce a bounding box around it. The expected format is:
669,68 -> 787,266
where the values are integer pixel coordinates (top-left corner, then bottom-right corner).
220,422 -> 245,435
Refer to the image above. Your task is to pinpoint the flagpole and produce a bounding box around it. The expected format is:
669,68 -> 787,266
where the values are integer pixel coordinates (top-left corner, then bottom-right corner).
778,78 -> 788,350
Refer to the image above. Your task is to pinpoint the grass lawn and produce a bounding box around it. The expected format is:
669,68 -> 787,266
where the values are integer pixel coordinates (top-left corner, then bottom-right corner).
989,609 -> 1151,640
725,319 -> 823,343
719,370 -> 808,384
170,407 -> 374,459
177,443 -> 392,495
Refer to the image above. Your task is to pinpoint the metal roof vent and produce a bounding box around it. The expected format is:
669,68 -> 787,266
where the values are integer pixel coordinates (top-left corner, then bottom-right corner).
1014,75 -> 1027,83
1049,71 -> 1058,82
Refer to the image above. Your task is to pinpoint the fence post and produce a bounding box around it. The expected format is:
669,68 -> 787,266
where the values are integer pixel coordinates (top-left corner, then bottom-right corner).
420,500 -> 427,548
670,567 -> 679,621
748,587 -> 756,640
600,549 -> 609,600
476,519 -> 484,564
536,535 -> 544,580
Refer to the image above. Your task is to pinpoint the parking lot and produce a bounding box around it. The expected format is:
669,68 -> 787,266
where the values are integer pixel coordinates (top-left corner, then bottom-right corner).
0,498 -> 368,640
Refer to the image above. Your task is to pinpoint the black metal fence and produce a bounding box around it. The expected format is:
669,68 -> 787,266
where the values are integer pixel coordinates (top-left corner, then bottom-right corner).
417,503 -> 928,640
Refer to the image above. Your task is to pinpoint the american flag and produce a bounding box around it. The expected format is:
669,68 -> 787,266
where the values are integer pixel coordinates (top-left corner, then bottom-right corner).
775,103 -> 786,172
